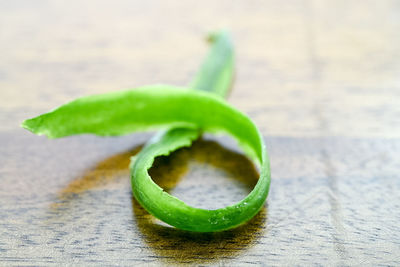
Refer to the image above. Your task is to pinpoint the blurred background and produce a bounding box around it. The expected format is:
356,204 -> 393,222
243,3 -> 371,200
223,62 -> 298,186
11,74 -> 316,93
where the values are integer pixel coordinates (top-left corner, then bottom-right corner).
1,0 -> 399,137
1,0 -> 399,266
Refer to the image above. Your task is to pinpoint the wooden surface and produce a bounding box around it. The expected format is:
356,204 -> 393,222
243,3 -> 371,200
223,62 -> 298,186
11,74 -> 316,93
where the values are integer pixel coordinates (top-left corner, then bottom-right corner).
1,1 -> 400,266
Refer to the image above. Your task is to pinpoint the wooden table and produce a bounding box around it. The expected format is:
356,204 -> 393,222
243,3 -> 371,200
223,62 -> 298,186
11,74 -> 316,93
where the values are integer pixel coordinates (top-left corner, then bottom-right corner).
1,1 -> 399,265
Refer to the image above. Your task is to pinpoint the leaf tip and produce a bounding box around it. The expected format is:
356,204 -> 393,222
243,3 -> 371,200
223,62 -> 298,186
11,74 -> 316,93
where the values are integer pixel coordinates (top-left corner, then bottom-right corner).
20,116 -> 50,138
20,118 -> 36,133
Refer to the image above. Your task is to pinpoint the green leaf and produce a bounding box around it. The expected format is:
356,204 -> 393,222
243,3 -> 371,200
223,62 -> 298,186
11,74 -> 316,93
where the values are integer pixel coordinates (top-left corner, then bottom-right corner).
190,30 -> 234,97
21,31 -> 271,232
22,86 -> 270,232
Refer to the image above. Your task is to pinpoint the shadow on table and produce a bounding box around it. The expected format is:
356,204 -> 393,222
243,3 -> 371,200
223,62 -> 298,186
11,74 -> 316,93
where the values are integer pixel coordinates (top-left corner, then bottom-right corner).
132,199 -> 266,264
52,145 -> 142,198
50,138 -> 267,264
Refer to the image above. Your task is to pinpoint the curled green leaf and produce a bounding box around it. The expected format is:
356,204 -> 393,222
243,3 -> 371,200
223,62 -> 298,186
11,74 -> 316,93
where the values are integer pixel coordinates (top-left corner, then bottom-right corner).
22,86 -> 270,232
21,31 -> 270,232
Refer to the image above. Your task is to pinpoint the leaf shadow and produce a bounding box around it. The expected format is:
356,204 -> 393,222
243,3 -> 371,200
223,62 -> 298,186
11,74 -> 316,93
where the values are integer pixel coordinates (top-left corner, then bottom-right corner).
48,138 -> 267,264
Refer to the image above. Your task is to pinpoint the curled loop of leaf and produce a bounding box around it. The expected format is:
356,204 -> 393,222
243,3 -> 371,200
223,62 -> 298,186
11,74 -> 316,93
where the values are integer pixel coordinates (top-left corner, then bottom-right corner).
22,86 -> 270,232
21,31 -> 271,232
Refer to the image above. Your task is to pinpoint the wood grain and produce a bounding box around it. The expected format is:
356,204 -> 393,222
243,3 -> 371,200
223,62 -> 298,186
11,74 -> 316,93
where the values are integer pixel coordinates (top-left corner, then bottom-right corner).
1,0 -> 400,266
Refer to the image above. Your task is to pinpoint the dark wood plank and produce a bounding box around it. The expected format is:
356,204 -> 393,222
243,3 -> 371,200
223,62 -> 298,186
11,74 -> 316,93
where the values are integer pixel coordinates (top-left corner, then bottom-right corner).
1,0 -> 399,265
